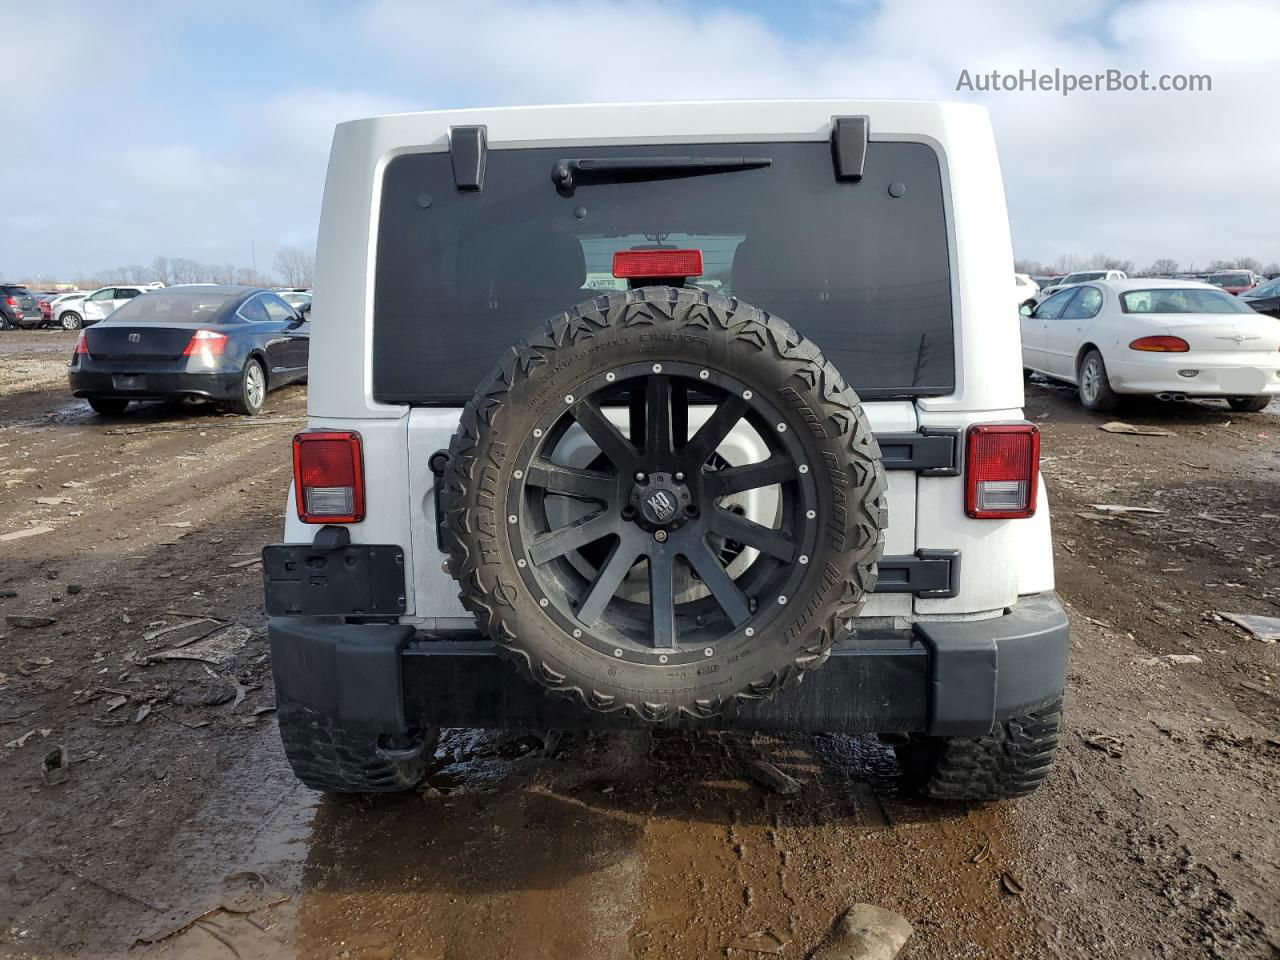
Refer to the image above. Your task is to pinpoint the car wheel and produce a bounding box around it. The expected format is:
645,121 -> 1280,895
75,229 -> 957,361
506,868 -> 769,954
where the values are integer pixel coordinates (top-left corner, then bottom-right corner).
1077,349 -> 1119,412
229,358 -> 267,415
1227,395 -> 1272,413
88,397 -> 129,416
441,287 -> 888,722
0,314 -> 9,331
60,312 -> 83,330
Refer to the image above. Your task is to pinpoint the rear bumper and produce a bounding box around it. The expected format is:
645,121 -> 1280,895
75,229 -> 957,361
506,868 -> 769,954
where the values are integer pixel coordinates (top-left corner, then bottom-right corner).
1107,354 -> 1280,397
268,593 -> 1069,738
69,368 -> 241,401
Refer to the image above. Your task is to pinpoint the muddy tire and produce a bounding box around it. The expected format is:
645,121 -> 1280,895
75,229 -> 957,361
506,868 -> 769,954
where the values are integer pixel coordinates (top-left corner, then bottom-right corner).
895,699 -> 1063,801
276,700 -> 436,794
1227,395 -> 1271,413
228,358 -> 267,416
441,286 -> 887,722
1077,350 -> 1118,412
88,397 -> 129,416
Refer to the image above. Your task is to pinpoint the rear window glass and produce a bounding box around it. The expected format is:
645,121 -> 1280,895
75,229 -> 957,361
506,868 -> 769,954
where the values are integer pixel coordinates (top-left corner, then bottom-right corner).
108,290 -> 235,323
1120,288 -> 1255,314
1208,273 -> 1251,287
373,141 -> 954,404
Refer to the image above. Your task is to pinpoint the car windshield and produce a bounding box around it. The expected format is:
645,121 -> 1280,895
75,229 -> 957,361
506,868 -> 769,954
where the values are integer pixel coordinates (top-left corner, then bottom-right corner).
1208,273 -> 1250,287
1120,288 -> 1255,314
1064,272 -> 1105,283
106,290 -> 236,323
1244,277 -> 1280,298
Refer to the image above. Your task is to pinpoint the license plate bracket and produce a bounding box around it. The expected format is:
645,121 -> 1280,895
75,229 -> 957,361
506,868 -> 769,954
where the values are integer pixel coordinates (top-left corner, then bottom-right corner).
263,544 -> 406,617
112,375 -> 144,391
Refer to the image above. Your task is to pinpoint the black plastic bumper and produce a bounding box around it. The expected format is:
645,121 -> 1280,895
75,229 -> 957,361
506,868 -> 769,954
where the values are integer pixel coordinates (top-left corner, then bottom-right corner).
268,593 -> 1068,738
68,369 -> 241,401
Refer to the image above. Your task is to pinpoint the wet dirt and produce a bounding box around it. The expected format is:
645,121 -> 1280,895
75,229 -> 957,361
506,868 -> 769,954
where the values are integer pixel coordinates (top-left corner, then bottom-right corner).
0,333 -> 1276,959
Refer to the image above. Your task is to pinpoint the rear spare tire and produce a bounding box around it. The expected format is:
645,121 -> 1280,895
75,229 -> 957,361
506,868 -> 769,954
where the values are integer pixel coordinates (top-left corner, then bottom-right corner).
441,287 -> 887,722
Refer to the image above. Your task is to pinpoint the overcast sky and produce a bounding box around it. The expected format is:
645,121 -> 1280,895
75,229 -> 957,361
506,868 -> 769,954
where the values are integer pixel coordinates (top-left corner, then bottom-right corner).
3,0 -> 1277,281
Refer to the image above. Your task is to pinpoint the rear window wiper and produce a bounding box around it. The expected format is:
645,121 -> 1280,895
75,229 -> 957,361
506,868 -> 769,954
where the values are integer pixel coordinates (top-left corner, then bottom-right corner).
551,156 -> 772,195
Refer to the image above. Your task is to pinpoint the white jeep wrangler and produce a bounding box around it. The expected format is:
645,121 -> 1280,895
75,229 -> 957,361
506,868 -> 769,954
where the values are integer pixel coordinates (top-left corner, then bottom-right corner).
264,100 -> 1067,800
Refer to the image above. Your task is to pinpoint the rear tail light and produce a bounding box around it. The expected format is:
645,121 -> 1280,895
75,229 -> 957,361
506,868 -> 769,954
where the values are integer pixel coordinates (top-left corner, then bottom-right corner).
181,329 -> 228,357
4,297 -> 17,309
612,249 -> 704,279
1129,335 -> 1189,352
293,431 -> 364,523
74,332 -> 88,355
965,423 -> 1040,519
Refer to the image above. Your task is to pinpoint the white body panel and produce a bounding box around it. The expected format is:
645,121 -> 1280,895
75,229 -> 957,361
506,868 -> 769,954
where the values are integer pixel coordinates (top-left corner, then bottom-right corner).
290,99 -> 1054,625
1021,279 -> 1280,397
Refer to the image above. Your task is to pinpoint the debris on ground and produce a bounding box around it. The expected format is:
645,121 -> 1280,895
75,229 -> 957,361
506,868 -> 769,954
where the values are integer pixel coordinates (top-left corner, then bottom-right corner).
142,617 -> 225,645
1081,731 -> 1125,757
1000,871 -> 1026,897
5,615 -> 58,629
1218,613 -> 1280,643
5,729 -> 37,749
42,745 -> 69,785
810,904 -> 913,960
144,625 -> 251,666
1099,421 -> 1175,437
745,759 -> 802,796
1087,504 -> 1167,515
1139,654 -> 1203,666
726,928 -> 791,956
0,526 -> 54,542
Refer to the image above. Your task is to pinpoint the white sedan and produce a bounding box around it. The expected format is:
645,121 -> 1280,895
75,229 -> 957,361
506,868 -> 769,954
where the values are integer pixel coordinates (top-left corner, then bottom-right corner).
1020,279 -> 1280,412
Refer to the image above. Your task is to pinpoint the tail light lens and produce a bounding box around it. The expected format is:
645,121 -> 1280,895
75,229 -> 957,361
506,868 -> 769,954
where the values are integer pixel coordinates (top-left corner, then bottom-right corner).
1129,335 -> 1189,352
612,249 -> 704,279
4,297 -> 17,308
965,423 -> 1040,519
181,329 -> 228,357
74,332 -> 88,355
293,431 -> 364,523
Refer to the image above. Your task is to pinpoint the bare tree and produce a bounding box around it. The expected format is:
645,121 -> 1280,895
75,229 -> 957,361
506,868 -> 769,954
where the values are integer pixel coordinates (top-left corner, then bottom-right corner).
150,256 -> 173,286
273,245 -> 315,287
1263,262 -> 1280,278
1234,256 -> 1261,273
1014,258 -> 1046,275
1147,258 -> 1179,276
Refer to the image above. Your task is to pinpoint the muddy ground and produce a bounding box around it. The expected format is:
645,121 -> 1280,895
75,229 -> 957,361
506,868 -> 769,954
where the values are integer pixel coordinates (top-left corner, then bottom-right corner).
0,329 -> 1276,959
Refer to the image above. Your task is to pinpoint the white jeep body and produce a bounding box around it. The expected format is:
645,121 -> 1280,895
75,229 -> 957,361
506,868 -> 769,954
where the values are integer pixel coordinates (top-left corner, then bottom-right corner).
287,100 -> 1055,628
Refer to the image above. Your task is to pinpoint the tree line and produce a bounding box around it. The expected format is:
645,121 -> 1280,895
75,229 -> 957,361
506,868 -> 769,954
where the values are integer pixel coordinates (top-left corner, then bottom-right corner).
14,246 -> 315,291
1015,253 -> 1280,278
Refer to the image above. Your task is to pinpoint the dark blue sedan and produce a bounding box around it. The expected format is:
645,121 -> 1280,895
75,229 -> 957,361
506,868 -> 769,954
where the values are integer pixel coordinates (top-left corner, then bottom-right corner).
68,285 -> 310,416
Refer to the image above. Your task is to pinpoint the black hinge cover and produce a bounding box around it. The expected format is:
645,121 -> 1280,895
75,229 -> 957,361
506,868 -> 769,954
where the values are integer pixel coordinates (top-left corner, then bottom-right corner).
429,449 -> 451,550
830,115 -> 869,182
873,549 -> 960,599
448,125 -> 487,191
875,427 -> 962,476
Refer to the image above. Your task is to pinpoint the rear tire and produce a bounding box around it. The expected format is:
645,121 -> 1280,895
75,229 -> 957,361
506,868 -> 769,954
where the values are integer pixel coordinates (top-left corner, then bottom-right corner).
1077,349 -> 1118,412
1227,395 -> 1271,413
88,397 -> 129,416
60,312 -> 83,330
228,358 -> 267,415
276,700 -> 436,794
894,699 -> 1063,801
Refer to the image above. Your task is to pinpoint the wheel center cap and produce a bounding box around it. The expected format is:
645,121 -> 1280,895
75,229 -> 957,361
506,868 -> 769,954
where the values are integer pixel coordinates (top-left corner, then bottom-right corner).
630,473 -> 693,529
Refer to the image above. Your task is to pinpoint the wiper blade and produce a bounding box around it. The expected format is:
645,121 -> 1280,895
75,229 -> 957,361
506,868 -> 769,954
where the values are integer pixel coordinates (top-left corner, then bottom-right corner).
551,156 -> 771,195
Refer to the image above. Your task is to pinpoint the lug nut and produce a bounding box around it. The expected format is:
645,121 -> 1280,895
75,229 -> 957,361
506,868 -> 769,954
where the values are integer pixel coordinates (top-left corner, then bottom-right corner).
635,471 -> 647,482
674,471 -> 685,481
654,530 -> 668,543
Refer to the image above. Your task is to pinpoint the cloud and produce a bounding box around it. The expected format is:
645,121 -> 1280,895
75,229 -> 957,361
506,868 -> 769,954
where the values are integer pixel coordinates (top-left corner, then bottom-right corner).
2,0 -> 1277,280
